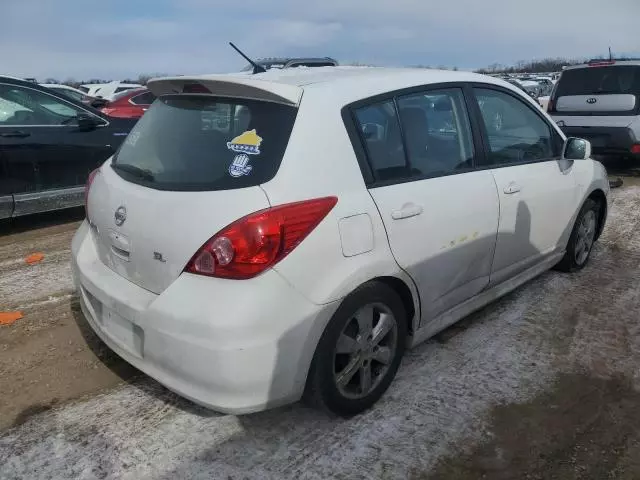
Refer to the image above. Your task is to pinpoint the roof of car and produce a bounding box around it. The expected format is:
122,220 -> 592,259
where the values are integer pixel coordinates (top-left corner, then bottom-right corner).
149,67 -> 511,106
0,75 -> 37,85
564,60 -> 640,71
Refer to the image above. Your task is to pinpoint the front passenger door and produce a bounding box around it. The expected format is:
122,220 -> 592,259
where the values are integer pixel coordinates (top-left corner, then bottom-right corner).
472,86 -> 578,285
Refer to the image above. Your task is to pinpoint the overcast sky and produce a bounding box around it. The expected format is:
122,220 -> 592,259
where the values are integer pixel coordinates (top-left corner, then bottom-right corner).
2,0 -> 639,80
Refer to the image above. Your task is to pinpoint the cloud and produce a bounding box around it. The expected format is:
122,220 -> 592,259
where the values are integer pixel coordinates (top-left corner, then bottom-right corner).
1,0 -> 638,79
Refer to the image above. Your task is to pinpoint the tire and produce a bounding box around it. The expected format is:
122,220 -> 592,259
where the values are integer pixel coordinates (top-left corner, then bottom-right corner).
304,281 -> 408,416
555,198 -> 600,272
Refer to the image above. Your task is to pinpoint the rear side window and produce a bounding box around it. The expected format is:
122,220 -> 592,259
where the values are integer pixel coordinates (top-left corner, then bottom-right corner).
112,95 -> 297,191
354,100 -> 408,182
557,66 -> 640,96
353,88 -> 474,182
396,88 -> 474,176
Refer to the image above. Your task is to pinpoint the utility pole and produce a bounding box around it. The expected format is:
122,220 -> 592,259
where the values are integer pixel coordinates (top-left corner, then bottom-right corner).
609,47 -> 612,60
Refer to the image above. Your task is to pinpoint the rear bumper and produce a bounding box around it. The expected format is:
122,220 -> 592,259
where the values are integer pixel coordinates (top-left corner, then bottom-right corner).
558,125 -> 639,156
71,220 -> 339,414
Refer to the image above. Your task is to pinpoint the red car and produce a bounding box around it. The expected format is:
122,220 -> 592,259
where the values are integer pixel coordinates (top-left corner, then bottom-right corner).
100,88 -> 155,119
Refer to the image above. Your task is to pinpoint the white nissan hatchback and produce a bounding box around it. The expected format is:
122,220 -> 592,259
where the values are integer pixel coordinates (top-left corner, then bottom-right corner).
72,67 -> 609,416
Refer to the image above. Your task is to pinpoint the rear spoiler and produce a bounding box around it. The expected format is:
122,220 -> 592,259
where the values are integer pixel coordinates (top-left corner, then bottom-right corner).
146,75 -> 303,106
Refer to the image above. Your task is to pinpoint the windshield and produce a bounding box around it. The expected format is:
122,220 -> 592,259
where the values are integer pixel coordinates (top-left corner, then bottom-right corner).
557,66 -> 640,96
112,95 -> 297,191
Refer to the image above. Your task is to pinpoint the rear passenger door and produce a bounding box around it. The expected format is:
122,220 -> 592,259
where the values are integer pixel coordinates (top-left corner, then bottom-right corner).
471,86 -> 578,285
352,86 -> 500,322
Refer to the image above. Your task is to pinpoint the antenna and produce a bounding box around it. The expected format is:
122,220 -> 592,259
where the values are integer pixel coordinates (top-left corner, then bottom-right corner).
229,42 -> 266,74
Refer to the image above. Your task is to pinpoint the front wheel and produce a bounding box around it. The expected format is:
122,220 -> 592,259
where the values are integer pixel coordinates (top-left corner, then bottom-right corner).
556,199 -> 600,272
305,282 -> 407,416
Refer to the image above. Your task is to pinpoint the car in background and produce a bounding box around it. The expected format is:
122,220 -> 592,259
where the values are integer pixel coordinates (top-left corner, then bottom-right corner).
100,88 -> 155,119
240,57 -> 338,73
0,76 -> 137,219
532,77 -> 554,96
73,67 -> 608,417
41,83 -> 95,105
80,81 -> 143,101
549,59 -> 640,159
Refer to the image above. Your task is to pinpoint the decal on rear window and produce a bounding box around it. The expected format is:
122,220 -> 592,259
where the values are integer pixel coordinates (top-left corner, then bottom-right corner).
228,154 -> 253,177
226,129 -> 262,155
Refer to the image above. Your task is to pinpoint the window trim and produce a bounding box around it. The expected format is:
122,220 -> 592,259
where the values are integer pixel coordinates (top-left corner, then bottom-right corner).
0,83 -> 109,128
342,81 -> 485,188
467,82 -> 564,170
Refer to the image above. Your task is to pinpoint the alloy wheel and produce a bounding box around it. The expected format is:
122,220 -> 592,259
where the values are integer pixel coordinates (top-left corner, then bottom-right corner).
333,303 -> 398,400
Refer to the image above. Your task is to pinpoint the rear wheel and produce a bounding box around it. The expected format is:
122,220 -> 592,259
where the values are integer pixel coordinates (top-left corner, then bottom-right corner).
305,281 -> 407,416
556,199 -> 600,272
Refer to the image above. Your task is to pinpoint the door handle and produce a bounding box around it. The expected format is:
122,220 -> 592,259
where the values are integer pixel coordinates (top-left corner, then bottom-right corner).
0,131 -> 30,138
503,182 -> 521,194
391,203 -> 423,220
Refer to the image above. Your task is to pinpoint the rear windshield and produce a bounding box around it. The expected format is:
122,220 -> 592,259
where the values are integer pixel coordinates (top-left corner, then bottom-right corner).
557,66 -> 640,96
112,95 -> 297,191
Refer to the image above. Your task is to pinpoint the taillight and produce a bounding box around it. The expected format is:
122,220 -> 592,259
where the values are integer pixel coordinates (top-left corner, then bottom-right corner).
631,144 -> 640,154
85,168 -> 99,218
185,197 -> 338,279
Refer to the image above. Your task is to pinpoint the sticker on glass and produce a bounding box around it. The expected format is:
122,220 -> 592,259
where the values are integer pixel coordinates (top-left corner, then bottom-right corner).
228,154 -> 253,177
227,129 -> 262,155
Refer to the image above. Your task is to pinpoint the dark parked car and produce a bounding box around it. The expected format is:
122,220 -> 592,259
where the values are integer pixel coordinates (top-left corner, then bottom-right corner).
0,76 -> 137,219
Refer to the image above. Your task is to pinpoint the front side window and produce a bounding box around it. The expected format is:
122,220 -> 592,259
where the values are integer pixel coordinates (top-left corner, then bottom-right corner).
396,88 -> 474,177
474,88 -> 555,166
0,84 -> 86,126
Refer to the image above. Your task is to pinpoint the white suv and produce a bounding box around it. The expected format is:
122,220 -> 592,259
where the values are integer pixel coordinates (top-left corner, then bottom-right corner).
549,59 -> 640,159
72,67 -> 609,416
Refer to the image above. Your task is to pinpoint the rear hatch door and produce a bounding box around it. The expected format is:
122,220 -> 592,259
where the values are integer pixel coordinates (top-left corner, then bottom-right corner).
554,65 -> 640,115
87,86 -> 299,294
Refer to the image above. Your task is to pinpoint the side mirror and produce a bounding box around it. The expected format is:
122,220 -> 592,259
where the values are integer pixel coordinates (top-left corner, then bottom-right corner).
76,113 -> 99,132
563,137 -> 591,160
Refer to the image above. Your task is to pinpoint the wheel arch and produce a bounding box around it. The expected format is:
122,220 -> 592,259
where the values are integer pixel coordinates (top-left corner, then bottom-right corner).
587,188 -> 607,240
371,275 -> 419,335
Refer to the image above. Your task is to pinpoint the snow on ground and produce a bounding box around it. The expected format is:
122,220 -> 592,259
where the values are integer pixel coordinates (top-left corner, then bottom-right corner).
1,187 -> 640,479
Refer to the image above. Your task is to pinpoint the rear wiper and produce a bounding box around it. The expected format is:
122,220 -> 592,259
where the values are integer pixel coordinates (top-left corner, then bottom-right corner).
111,163 -> 154,181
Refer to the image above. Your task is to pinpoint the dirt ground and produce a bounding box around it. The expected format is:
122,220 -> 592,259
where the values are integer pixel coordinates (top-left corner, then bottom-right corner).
0,209 -> 140,431
1,171 -> 640,479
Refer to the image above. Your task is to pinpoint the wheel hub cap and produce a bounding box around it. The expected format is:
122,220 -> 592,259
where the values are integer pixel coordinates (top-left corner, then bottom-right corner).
333,303 -> 398,399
